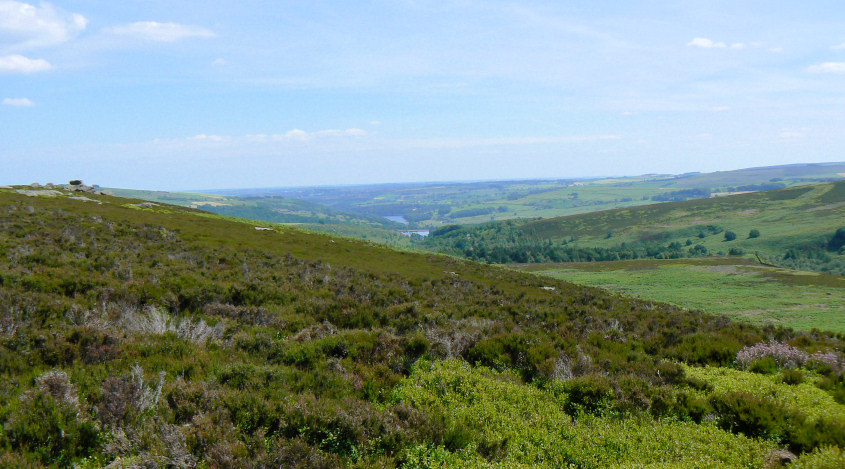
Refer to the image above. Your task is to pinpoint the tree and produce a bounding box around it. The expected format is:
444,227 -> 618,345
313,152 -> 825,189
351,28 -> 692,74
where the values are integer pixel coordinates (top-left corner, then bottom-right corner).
724,231 -> 737,241
749,229 -> 760,239
828,227 -> 845,252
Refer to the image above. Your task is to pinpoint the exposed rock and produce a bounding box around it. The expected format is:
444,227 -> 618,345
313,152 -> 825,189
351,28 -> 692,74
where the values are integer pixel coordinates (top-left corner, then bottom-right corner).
69,184 -> 102,195
764,449 -> 796,468
29,182 -> 41,189
133,202 -> 159,209
254,226 -> 274,231
69,196 -> 102,205
15,189 -> 63,197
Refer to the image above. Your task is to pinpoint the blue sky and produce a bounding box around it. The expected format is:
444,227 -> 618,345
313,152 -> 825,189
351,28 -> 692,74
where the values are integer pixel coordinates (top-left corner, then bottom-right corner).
2,1 -> 845,190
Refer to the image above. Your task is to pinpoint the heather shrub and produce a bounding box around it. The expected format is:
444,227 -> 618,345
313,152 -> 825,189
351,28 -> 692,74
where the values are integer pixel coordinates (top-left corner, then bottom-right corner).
670,333 -> 741,366
464,332 -> 556,382
792,445 -> 845,468
781,369 -> 805,385
736,341 -> 809,370
34,370 -> 79,410
787,417 -> 845,454
749,356 -> 779,374
655,360 -> 686,385
3,390 -> 100,465
708,392 -> 797,440
670,390 -> 712,422
202,302 -> 276,326
562,374 -> 615,416
97,365 -> 165,428
98,376 -> 138,428
261,437 -> 342,468
808,350 -> 844,376
104,421 -> 195,467
551,347 -> 594,381
815,375 -> 845,404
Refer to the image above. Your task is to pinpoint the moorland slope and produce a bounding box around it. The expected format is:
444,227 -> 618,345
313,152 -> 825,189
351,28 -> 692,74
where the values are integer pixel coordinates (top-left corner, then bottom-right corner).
0,186 -> 843,467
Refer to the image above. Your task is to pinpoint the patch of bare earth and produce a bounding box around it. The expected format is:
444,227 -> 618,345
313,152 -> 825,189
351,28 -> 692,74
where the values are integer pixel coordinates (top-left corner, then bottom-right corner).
807,201 -> 845,212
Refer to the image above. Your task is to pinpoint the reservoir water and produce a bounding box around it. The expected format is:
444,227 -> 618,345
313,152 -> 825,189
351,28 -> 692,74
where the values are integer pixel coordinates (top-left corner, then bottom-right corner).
384,215 -> 409,225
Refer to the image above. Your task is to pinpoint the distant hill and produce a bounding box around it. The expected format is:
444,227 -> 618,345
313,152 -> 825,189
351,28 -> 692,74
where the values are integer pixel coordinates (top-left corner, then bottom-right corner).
105,187 -> 413,246
205,162 -> 845,227
422,180 -> 845,275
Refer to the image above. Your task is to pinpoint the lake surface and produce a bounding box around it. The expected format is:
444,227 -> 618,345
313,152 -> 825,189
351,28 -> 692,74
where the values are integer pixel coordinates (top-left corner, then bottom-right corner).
400,230 -> 429,237
384,215 -> 409,225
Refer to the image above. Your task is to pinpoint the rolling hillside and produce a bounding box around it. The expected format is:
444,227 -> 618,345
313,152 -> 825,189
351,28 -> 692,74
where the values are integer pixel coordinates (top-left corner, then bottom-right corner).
1,185 -> 844,467
212,162 -> 845,228
105,188 -> 414,246
422,180 -> 845,274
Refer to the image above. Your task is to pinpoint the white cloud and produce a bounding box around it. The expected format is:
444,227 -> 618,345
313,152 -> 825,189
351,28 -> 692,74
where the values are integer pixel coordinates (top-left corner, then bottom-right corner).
687,38 -> 758,50
161,128 -> 369,146
780,129 -> 806,139
3,97 -> 34,106
0,54 -> 51,73
687,37 -> 726,49
711,106 -> 730,112
267,128 -> 367,141
808,62 -> 845,74
831,44 -> 845,51
0,1 -> 87,50
190,134 -> 227,142
211,58 -> 227,66
106,22 -> 216,42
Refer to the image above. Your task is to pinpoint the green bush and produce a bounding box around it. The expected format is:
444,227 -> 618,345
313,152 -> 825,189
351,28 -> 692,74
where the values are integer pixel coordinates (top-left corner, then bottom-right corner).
781,369 -> 805,385
749,229 -> 761,239
562,374 -> 614,416
669,334 -> 741,366
3,392 -> 100,465
709,392 -> 795,440
724,231 -> 737,241
788,417 -> 845,454
748,357 -> 779,375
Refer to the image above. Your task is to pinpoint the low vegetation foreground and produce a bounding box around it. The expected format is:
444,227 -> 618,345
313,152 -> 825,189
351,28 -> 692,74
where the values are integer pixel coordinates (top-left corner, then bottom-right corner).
0,187 -> 844,467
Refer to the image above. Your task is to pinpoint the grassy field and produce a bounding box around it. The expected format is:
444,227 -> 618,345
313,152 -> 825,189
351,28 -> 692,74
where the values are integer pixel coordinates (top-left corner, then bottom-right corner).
519,257 -> 845,333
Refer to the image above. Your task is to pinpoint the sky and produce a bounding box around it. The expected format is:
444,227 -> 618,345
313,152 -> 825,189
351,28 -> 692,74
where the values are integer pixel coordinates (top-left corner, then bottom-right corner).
2,1 -> 845,191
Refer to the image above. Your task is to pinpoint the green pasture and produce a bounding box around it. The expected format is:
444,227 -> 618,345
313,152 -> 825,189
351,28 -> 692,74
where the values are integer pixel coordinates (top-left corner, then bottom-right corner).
522,258 -> 845,333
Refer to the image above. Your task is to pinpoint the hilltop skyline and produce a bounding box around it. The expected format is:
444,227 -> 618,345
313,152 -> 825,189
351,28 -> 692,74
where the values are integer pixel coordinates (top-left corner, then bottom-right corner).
3,1 -> 845,190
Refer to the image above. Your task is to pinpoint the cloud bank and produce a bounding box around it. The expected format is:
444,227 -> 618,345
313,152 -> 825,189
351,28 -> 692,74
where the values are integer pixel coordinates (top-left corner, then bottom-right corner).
0,1 -> 87,50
